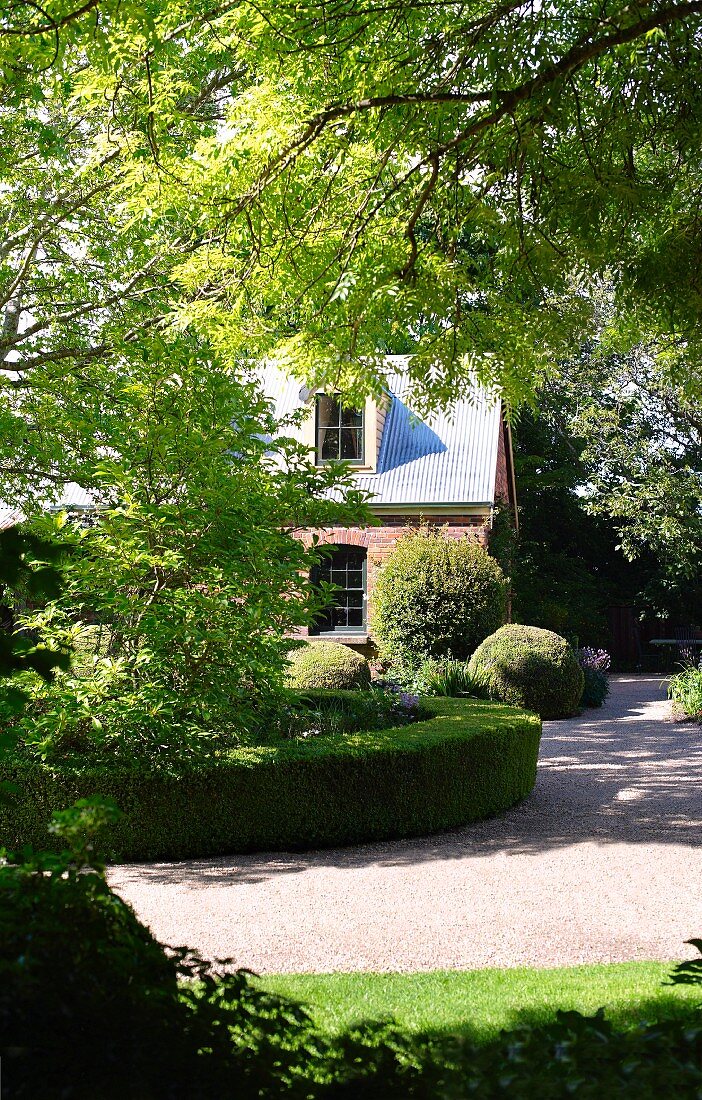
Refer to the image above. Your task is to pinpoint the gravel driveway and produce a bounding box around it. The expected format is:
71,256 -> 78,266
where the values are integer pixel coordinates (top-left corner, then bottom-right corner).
109,676 -> 702,971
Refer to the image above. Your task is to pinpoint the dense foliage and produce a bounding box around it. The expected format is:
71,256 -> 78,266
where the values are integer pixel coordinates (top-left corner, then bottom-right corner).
4,3 -> 702,417
371,530 -> 508,675
1,698 -> 541,861
469,626 -> 584,720
509,343 -> 702,631
506,410 -> 644,644
286,642 -> 371,691
563,336 -> 702,615
668,664 -> 702,720
2,351 -> 368,760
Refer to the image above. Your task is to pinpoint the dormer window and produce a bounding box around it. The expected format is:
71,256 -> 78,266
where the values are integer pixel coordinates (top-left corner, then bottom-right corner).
315,395 -> 364,464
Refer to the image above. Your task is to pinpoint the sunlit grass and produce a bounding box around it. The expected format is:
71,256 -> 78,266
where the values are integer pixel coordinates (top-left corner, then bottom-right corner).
259,961 -> 701,1040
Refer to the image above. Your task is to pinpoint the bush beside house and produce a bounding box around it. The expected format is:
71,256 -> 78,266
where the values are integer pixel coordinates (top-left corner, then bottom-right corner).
287,641 -> 372,690
371,529 -> 508,676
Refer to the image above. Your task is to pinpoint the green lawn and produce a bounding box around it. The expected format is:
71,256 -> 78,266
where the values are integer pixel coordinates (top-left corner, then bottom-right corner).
259,962 -> 701,1041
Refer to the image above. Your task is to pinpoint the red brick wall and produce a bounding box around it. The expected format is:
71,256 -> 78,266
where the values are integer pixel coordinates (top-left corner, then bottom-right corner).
295,513 -> 490,643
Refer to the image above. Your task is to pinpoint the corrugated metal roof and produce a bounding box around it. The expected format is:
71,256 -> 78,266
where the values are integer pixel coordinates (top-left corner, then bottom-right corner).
1,363 -> 501,524
260,359 -> 502,508
0,482 -> 96,529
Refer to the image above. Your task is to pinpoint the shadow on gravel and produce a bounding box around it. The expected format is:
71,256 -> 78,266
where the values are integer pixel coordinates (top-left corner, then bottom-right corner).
112,677 -> 702,888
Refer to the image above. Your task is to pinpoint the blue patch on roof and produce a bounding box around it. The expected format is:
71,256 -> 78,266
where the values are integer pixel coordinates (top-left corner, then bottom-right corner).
377,399 -> 447,474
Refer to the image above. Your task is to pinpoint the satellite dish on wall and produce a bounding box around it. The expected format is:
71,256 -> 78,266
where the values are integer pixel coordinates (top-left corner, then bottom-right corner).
298,386 -> 312,403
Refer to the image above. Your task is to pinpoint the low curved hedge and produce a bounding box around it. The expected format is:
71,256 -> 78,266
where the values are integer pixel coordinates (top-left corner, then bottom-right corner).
0,699 -> 541,862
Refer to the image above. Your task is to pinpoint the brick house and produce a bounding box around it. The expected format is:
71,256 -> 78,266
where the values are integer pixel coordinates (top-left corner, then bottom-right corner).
263,357 -> 517,653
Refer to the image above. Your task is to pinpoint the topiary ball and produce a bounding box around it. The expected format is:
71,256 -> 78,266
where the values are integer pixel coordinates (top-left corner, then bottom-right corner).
468,624 -> 584,719
286,641 -> 371,690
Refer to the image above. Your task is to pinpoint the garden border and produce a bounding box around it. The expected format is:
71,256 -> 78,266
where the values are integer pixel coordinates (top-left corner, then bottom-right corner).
1,698 -> 541,862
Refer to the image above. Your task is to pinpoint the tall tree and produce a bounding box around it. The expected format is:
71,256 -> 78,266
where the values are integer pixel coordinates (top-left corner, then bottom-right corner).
512,329 -> 702,632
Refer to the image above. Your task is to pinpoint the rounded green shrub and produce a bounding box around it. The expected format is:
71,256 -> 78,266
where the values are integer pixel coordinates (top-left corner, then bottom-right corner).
468,624 -> 584,719
286,641 -> 371,690
370,528 -> 508,671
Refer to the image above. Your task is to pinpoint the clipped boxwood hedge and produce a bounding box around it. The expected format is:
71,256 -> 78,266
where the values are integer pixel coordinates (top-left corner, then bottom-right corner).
0,699 -> 541,862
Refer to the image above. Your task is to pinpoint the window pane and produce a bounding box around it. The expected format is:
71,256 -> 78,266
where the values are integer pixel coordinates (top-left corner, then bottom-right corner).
317,395 -> 339,427
340,428 -> 363,461
316,608 -> 334,633
320,429 -> 339,460
310,544 -> 367,635
341,407 -> 363,427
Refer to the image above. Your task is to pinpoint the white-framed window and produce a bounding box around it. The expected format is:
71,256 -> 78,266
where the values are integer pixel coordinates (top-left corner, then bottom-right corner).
315,395 -> 365,464
310,545 -> 367,634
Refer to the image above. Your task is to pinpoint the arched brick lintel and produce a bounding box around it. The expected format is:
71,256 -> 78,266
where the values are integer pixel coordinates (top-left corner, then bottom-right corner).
299,527 -> 372,550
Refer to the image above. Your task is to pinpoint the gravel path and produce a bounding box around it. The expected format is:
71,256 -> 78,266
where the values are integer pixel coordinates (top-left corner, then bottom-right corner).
109,676 -> 702,971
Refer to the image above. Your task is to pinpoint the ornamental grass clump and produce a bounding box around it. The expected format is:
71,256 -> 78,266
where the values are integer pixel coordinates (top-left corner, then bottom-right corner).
370,528 -> 508,676
412,658 -> 489,698
468,624 -> 584,719
668,663 -> 702,720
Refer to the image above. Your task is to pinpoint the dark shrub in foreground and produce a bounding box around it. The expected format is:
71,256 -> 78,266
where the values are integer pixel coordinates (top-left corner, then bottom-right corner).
0,846 -> 334,1099
468,625 -> 584,719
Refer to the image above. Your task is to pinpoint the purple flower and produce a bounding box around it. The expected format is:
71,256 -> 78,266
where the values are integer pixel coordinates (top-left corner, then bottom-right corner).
577,647 -> 611,673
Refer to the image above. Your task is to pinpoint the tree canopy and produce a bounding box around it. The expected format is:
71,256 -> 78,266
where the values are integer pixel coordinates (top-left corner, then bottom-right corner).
3,1 -> 702,412
508,323 -> 702,637
0,0 -> 700,704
